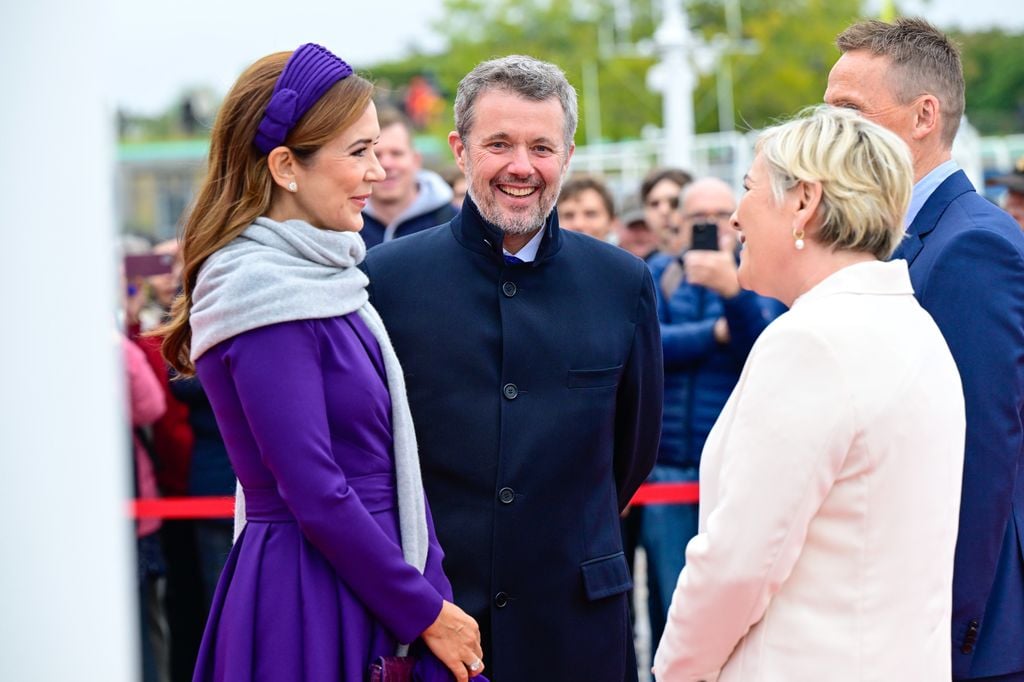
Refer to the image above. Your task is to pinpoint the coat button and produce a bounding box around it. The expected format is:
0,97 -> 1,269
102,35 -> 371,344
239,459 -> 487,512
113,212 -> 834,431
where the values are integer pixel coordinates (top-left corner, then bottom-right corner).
961,644 -> 973,654
494,591 -> 509,608
502,281 -> 517,297
498,487 -> 515,504
502,383 -> 518,400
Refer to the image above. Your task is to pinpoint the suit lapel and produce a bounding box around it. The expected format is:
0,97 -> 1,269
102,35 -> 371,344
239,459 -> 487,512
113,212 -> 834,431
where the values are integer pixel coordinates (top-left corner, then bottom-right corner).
893,170 -> 975,266
892,232 -> 924,264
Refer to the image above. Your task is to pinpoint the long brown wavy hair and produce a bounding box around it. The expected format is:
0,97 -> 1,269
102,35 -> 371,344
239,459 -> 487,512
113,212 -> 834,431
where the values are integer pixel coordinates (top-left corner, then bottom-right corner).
156,50 -> 374,375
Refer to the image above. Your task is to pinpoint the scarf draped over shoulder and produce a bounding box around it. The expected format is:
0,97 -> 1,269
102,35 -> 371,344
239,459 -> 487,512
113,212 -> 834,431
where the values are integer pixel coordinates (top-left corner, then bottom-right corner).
189,217 -> 429,589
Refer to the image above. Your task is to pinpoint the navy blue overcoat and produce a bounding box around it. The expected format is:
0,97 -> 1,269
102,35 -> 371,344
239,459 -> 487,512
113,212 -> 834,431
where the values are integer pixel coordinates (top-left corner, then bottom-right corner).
363,196 -> 663,682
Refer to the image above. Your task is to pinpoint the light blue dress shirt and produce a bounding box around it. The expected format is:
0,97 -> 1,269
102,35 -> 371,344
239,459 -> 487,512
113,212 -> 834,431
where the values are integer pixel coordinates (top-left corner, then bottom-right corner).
905,159 -> 959,229
503,224 -> 546,262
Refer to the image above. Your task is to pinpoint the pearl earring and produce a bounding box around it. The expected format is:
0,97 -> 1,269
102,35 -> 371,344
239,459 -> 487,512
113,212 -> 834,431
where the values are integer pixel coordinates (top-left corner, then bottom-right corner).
287,181 -> 297,192
793,227 -> 805,251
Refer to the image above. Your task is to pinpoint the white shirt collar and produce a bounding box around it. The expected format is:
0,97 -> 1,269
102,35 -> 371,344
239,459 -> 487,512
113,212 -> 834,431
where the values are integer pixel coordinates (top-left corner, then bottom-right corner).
503,226 -> 546,263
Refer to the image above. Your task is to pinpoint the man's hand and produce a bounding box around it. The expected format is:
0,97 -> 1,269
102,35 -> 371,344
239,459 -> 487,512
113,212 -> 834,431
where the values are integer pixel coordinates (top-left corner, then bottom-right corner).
713,317 -> 730,345
683,249 -> 740,299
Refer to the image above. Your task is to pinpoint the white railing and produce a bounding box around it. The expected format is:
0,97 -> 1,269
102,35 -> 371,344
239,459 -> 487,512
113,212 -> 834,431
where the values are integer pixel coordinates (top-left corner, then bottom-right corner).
118,124 -> 1024,238
570,118 -> 1024,206
569,130 -> 758,201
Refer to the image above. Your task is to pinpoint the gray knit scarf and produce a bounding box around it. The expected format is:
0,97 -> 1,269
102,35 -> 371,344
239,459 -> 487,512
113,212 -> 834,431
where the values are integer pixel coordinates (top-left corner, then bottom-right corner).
190,216 -> 429,578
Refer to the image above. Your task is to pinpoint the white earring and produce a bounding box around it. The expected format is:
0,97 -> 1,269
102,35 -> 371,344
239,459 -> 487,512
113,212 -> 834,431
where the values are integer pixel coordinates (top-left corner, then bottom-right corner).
287,181 -> 297,192
793,227 -> 805,251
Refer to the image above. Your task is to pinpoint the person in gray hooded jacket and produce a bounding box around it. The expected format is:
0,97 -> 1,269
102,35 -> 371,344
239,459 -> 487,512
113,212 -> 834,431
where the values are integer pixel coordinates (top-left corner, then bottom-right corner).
361,109 -> 458,248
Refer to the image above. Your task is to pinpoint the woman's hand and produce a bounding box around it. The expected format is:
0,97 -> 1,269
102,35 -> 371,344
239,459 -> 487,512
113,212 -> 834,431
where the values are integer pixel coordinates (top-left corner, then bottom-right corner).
421,600 -> 484,682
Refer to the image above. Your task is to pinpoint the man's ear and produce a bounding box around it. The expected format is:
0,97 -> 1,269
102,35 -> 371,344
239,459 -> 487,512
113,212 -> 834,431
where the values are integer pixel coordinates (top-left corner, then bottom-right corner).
267,146 -> 299,190
562,142 -> 576,176
911,94 -> 941,142
448,131 -> 467,174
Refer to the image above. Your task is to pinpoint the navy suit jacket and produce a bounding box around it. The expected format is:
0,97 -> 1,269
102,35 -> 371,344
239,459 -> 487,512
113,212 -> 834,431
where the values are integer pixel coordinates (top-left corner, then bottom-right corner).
894,170 -> 1024,679
362,196 -> 662,682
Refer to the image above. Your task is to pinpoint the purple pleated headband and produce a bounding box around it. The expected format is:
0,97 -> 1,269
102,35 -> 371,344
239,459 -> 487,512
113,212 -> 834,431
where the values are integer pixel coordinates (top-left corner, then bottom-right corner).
253,43 -> 353,155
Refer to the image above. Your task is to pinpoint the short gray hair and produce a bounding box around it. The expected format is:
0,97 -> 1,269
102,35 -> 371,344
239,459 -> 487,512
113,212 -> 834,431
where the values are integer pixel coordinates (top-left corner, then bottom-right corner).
757,105 -> 913,260
454,55 -> 578,150
836,17 -> 964,146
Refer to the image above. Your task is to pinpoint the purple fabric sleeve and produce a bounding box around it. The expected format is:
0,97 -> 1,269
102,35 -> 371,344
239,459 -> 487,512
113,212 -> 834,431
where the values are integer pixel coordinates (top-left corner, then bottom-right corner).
222,320 -> 444,643
423,497 -> 454,602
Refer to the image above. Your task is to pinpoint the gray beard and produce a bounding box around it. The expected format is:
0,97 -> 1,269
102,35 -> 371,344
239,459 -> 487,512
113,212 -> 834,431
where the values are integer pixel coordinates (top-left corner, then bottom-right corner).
470,187 -> 551,235
464,153 -> 565,235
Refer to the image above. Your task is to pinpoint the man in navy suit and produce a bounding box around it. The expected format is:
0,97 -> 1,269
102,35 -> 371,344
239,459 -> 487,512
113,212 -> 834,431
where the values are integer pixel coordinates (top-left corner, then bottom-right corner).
827,18 -> 1024,681
363,55 -> 662,681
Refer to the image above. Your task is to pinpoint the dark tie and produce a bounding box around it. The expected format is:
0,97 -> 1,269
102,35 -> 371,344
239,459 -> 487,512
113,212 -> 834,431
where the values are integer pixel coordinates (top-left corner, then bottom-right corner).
504,254 -> 524,265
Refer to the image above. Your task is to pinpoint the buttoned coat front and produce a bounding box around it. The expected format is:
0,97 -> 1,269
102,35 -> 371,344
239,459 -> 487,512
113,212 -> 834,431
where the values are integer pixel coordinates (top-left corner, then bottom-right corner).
653,260 -> 966,682
363,196 -> 663,682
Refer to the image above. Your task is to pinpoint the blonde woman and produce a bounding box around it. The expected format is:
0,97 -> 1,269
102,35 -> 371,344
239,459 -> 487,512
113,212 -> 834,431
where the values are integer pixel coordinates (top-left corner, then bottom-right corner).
653,106 -> 965,681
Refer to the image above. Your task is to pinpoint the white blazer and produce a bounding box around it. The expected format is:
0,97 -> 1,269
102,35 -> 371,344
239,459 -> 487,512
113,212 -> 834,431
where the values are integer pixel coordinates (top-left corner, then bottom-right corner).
653,260 -> 965,682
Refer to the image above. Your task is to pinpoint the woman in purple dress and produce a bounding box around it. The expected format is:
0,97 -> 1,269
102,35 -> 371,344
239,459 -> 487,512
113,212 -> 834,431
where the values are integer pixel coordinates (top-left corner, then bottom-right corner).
157,44 -> 485,682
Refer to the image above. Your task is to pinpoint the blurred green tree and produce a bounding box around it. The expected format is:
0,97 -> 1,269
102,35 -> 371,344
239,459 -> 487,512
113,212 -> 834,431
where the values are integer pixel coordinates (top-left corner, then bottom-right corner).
121,2 -> 1024,143
690,0 -> 864,131
363,0 -> 870,145
953,29 -> 1024,134
362,0 -> 660,145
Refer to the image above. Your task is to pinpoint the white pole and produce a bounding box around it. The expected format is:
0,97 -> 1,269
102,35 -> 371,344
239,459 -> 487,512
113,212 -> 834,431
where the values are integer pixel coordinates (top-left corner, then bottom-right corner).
654,0 -> 696,169
582,60 -> 604,146
718,0 -> 742,133
0,2 -> 135,681
717,56 -> 735,133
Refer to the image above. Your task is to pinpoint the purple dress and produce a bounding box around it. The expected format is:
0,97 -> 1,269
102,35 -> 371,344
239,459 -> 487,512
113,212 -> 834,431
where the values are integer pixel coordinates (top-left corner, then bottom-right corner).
192,314 -> 453,681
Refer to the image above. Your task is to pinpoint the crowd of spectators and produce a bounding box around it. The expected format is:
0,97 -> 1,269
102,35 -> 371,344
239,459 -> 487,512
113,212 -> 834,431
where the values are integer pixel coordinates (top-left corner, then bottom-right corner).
119,97 -> 1024,679
120,237 -> 234,682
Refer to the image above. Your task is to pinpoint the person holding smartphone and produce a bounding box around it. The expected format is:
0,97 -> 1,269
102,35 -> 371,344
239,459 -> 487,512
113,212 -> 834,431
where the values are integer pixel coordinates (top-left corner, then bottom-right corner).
641,176 -> 786,649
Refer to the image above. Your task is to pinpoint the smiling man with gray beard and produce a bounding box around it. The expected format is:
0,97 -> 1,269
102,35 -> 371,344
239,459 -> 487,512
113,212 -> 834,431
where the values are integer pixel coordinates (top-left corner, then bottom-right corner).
362,55 -> 663,682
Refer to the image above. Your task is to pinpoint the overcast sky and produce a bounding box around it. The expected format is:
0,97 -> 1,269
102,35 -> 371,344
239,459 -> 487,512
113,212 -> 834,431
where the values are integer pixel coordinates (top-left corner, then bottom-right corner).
107,0 -> 1022,115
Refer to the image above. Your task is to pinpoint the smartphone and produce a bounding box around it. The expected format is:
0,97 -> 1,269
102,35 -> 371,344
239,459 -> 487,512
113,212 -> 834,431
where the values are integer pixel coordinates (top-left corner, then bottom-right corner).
690,222 -> 719,251
124,253 -> 174,278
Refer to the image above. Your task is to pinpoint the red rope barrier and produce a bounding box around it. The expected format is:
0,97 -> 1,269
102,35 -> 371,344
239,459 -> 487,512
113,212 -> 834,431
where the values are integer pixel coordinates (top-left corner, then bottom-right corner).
129,483 -> 699,519
131,496 -> 234,520
629,482 -> 699,506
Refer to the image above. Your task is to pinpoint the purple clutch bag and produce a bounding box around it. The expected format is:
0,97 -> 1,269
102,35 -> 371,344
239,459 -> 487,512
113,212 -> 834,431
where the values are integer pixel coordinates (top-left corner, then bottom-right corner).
369,654 -> 490,682
369,656 -> 417,682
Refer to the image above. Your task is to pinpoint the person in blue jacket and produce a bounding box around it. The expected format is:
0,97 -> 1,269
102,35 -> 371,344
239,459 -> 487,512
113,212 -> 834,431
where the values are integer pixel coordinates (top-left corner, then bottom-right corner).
360,108 -> 458,248
827,18 -> 1024,680
642,176 -> 785,649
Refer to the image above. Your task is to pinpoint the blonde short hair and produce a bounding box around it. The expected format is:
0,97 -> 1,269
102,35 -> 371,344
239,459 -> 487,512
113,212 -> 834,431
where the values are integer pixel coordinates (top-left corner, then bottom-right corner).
756,105 -> 913,260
